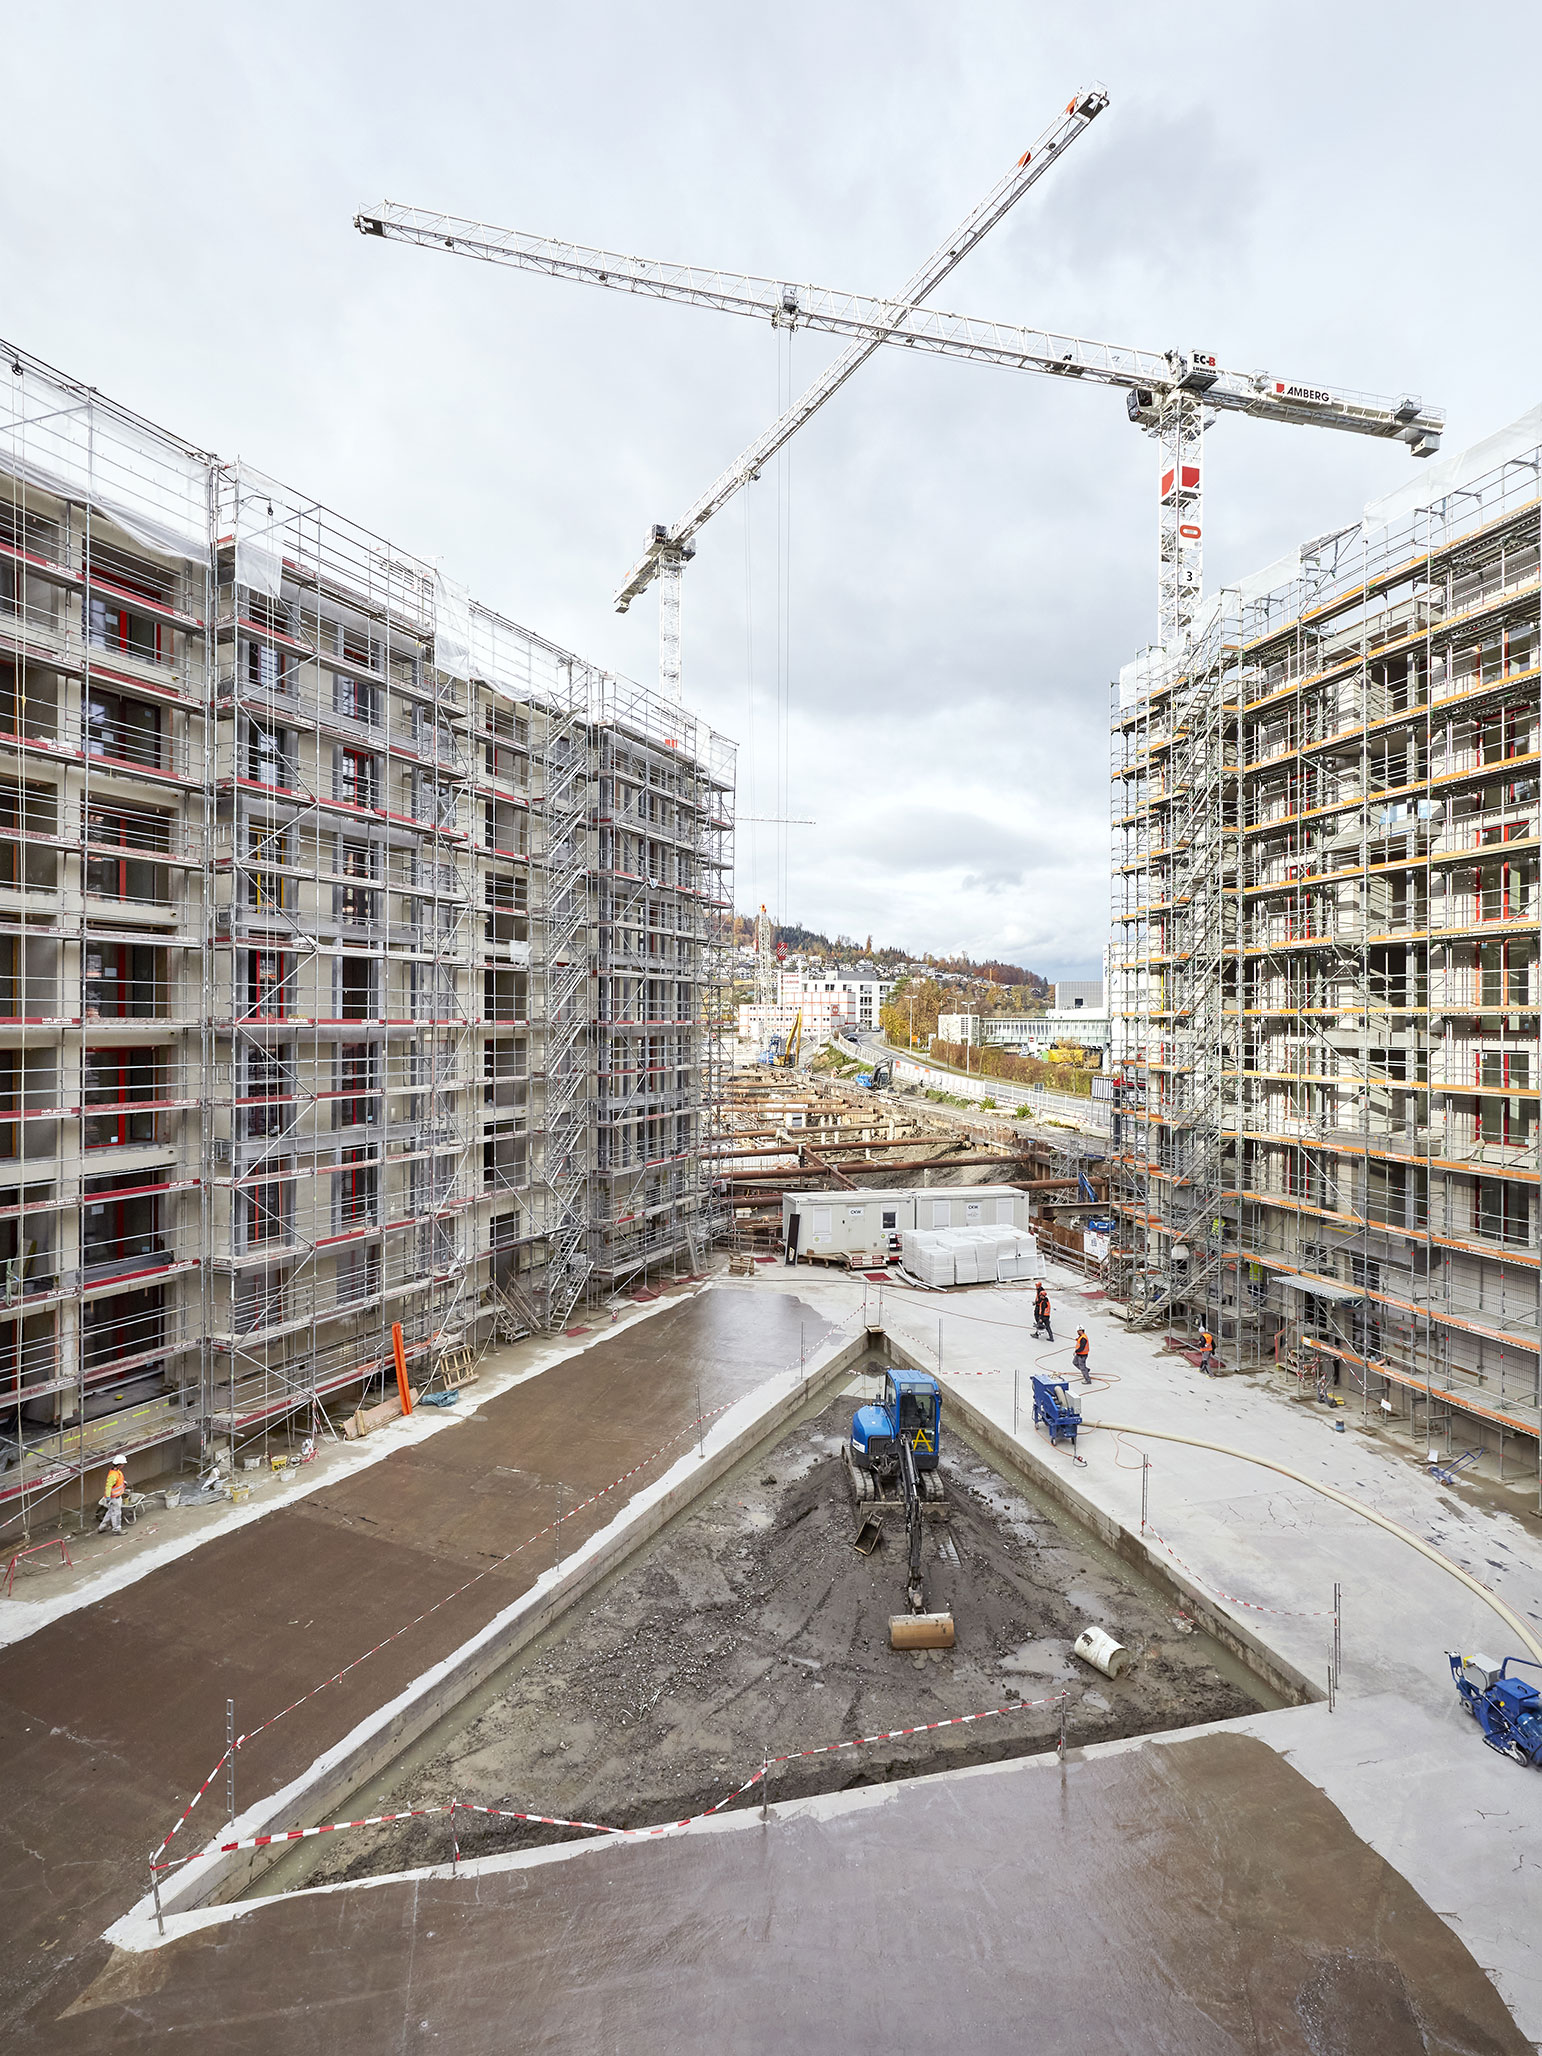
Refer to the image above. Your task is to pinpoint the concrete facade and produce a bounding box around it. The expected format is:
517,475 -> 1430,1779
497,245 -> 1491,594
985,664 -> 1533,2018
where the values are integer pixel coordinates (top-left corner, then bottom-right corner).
0,340 -> 734,1530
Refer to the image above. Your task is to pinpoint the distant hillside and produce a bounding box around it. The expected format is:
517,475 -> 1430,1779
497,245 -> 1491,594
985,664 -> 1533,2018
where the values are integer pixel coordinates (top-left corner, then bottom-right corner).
729,914 -> 1050,996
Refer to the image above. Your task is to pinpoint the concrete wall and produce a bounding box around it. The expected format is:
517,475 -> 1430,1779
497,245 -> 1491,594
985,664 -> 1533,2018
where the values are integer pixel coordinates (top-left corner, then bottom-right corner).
889,1052 -> 1113,1137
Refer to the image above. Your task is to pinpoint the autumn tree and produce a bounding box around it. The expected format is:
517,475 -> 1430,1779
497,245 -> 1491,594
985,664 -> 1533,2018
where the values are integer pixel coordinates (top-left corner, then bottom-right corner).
879,977 -> 946,1048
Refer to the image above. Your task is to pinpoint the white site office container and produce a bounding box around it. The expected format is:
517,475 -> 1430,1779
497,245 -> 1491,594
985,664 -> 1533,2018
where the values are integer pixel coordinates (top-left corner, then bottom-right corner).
782,1184 -> 1028,1260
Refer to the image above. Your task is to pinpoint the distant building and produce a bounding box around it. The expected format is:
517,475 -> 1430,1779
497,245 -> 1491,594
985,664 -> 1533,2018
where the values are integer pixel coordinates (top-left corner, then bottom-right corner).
735,996 -> 850,1054
777,963 -> 895,1034
940,979 -> 1109,1063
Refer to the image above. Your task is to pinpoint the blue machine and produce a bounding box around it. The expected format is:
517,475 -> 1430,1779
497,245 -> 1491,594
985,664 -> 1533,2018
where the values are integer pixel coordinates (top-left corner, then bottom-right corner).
850,1369 -> 942,1489
1031,1373 -> 1081,1449
847,1367 -> 948,1622
1447,1652 -> 1542,1767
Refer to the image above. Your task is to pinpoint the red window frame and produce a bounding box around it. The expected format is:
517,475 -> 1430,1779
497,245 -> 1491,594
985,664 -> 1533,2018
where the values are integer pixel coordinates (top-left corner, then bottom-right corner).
246,950 -> 290,1019
247,1178 -> 288,1247
87,687 -> 162,772
84,942 -> 161,1020
335,1043 -> 379,1128
85,808 -> 166,903
340,748 -> 377,810
83,1048 -> 159,1149
336,1146 -> 376,1225
88,594 -> 162,664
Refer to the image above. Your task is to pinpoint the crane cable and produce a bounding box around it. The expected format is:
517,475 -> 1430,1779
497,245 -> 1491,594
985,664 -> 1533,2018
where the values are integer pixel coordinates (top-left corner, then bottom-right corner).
1082,1418 -> 1542,1665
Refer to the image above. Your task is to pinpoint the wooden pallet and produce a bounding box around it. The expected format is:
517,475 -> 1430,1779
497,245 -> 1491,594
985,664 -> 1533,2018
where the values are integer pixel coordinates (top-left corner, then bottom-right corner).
434,1347 -> 479,1392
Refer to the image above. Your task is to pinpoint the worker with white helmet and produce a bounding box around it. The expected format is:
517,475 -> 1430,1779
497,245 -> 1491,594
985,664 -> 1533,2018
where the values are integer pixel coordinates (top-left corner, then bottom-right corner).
98,1454 -> 128,1534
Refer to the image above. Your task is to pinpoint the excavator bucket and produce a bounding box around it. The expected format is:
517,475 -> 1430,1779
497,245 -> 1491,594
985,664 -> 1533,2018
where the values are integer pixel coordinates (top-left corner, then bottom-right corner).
890,1612 -> 955,1651
853,1514 -> 882,1556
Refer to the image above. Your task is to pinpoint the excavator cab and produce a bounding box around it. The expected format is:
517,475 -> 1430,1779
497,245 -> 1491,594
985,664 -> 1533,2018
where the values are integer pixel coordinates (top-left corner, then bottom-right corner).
850,1370 -> 941,1481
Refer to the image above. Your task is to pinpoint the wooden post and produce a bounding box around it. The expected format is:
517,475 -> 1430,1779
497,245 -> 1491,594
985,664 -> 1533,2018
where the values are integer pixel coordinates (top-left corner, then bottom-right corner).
392,1322 -> 413,1416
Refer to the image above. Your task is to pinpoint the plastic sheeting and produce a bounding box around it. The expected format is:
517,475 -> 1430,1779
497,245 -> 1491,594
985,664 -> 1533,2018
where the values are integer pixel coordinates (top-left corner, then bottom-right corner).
1364,401 -> 1542,534
0,357 -> 210,559
233,466 -> 298,600
469,604 -> 572,709
433,570 -> 472,682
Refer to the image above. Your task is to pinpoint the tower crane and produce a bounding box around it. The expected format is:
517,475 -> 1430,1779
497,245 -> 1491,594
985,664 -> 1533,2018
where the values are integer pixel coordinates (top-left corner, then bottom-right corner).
358,106 -> 1442,661
358,83 -> 1110,697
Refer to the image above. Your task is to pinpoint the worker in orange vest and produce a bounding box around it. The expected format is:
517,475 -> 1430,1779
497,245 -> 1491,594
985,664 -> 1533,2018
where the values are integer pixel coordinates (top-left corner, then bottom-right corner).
98,1454 -> 128,1534
1072,1327 -> 1091,1383
1032,1283 -> 1053,1343
1198,1328 -> 1217,1372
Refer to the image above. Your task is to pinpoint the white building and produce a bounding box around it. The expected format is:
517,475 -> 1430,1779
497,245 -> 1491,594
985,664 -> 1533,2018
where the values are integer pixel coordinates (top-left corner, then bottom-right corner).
735,995 -> 851,1057
940,979 -> 1110,1062
777,963 -> 896,1033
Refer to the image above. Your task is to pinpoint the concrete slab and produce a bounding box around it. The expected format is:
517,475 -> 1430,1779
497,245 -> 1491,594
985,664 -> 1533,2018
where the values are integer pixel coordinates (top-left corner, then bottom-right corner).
0,1286 -> 835,2044
72,1718 -> 1530,2055
9,1261 -> 1542,2050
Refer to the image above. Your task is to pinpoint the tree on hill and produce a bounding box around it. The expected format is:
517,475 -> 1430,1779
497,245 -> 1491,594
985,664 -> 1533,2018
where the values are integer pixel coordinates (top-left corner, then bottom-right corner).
879,977 -> 947,1047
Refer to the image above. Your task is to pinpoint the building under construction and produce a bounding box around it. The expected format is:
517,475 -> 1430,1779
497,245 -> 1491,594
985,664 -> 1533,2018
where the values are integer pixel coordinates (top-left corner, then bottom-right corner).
1111,407 -> 1541,1477
0,342 -> 734,1531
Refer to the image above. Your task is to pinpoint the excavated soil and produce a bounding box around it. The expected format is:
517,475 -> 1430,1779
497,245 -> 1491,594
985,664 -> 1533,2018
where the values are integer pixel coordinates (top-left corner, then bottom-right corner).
261,1384 -> 1273,1890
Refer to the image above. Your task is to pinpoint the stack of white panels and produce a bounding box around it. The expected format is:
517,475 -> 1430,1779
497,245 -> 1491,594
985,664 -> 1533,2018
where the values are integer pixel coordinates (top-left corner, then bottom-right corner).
899,1225 -> 1042,1287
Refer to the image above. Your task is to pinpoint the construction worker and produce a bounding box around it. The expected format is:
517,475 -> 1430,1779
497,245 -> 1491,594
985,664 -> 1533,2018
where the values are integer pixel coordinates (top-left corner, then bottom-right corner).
98,1454 -> 127,1534
1072,1327 -> 1091,1383
1033,1283 -> 1053,1343
1198,1327 -> 1217,1373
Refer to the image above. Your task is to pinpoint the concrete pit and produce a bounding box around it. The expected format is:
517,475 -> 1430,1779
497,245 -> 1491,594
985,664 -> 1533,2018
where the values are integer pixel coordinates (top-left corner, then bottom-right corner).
258,1381 -> 1276,1892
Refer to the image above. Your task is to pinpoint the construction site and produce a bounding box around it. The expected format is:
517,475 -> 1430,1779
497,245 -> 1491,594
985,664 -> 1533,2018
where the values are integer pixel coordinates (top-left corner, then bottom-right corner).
2,57 -> 1542,2056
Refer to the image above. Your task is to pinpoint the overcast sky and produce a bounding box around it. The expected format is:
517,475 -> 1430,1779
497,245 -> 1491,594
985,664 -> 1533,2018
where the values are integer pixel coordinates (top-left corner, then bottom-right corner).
4,3 -> 1538,976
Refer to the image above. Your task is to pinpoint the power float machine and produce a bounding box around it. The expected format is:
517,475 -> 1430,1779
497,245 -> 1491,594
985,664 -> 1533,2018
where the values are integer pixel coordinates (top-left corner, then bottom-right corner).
844,1367 -> 953,1649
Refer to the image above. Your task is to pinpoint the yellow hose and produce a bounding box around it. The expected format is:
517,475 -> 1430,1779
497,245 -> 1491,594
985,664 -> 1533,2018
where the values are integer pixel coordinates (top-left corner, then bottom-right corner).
1085,1418 -> 1542,1665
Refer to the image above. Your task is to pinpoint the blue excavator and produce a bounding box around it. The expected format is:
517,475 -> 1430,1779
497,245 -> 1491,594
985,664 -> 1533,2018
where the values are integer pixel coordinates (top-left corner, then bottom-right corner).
1447,1652 -> 1542,1767
844,1366 -> 953,1649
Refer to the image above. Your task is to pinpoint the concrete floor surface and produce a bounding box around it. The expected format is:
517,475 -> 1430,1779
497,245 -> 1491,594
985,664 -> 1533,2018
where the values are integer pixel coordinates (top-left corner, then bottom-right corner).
70,1723 -> 1530,2055
0,1286 -> 832,2048
777,1262 -> 1542,2040
7,1262 -> 1542,2051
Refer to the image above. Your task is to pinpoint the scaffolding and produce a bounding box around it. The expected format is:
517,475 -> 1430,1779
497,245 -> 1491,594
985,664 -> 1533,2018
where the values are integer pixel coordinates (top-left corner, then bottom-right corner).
0,338 -> 737,1535
202,476 -> 481,1443
589,672 -> 735,1293
1112,409 -> 1542,1476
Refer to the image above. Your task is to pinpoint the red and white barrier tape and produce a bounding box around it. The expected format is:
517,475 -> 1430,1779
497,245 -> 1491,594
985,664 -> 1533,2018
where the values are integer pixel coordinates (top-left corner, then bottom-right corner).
152,1688 -> 1067,1873
151,1745 -> 235,1863
765,1691 -> 1065,1767
154,1311 -> 865,1863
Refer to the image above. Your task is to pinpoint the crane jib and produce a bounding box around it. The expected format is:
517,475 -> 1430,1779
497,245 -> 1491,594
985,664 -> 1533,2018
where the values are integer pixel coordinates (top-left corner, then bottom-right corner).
358,79 -> 1442,655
